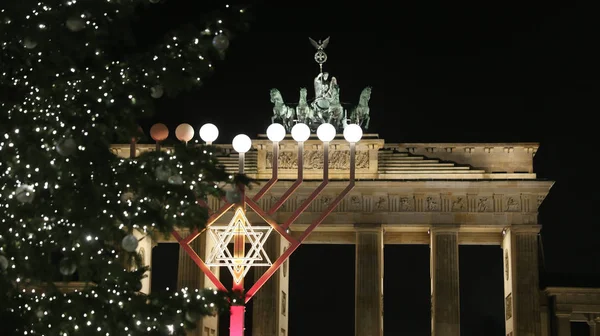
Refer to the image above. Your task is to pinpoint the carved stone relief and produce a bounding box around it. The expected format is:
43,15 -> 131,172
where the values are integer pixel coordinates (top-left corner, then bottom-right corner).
504,249 -> 509,280
266,150 -> 370,170
399,196 -> 414,211
505,196 -> 521,212
425,196 -> 440,211
477,197 -> 491,212
505,293 -> 513,320
349,195 -> 363,211
251,192 -> 541,214
375,196 -> 389,211
451,197 -> 466,211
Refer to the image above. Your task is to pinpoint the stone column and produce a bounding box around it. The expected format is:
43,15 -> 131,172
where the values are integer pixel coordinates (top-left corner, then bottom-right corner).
555,312 -> 571,336
587,315 -> 598,336
133,230 -> 154,295
589,321 -> 597,336
502,225 -> 541,336
355,224 -> 383,336
540,291 -> 550,336
430,226 -> 460,336
177,233 -> 219,336
252,234 -> 290,336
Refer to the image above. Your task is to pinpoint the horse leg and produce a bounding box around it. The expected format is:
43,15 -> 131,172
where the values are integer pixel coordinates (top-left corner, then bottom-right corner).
364,116 -> 370,129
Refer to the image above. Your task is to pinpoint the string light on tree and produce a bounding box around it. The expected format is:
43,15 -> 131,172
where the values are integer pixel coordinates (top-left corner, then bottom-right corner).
0,1 -> 250,335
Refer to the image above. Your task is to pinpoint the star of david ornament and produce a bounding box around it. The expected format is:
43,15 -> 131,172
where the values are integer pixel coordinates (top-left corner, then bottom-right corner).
205,207 -> 273,283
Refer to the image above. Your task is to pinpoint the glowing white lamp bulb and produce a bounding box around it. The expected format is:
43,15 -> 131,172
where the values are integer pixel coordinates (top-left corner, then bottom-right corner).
291,123 -> 310,142
232,134 -> 252,153
343,124 -> 363,143
316,123 -> 336,142
266,123 -> 286,142
199,123 -> 219,144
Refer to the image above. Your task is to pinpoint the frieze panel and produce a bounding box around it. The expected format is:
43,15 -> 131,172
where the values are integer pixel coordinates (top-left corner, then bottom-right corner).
477,196 -> 493,212
451,196 -> 467,212
247,192 -> 543,214
266,150 -> 369,170
424,195 -> 441,212
398,196 -> 415,211
374,195 -> 389,211
340,195 -> 369,212
505,196 -> 521,212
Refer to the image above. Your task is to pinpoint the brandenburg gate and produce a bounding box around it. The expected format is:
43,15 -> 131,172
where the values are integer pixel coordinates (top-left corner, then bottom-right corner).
114,136 -> 552,336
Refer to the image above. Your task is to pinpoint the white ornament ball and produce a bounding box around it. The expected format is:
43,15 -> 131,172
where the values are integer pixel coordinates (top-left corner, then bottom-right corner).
122,234 -> 139,252
149,0 -> 160,3
0,255 -> 8,271
212,34 -> 229,51
150,85 -> 164,99
66,17 -> 86,32
225,189 -> 242,204
59,258 -> 77,276
35,308 -> 45,319
23,38 -> 37,49
56,138 -> 77,156
167,175 -> 183,185
15,185 -> 35,204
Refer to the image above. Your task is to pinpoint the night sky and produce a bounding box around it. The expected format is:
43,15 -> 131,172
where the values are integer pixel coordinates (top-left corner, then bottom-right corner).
148,1 -> 600,335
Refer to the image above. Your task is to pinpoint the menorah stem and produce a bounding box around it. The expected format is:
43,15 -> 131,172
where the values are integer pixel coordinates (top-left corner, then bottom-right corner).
323,141 -> 329,180
238,152 -> 245,174
252,141 -> 279,202
350,142 -> 356,181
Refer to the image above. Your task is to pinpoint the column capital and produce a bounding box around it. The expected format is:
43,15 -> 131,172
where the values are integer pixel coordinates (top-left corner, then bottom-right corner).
509,224 -> 542,234
355,223 -> 382,232
430,224 -> 460,234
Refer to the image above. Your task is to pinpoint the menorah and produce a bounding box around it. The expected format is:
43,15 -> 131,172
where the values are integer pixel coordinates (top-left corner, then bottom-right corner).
152,121 -> 363,335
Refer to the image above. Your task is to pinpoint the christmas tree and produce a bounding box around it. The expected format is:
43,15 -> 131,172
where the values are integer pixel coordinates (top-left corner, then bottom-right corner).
0,1 -> 250,335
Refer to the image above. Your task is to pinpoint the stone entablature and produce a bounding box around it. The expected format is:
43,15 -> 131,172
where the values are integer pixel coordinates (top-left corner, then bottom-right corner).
110,136 -> 540,180
385,142 -> 539,173
546,287 -> 600,315
154,180 -> 552,245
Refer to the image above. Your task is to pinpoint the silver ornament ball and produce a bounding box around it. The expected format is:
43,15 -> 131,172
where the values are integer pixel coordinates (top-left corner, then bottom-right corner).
122,234 -> 139,252
15,184 -> 35,204
150,85 -> 164,99
155,166 -> 172,181
0,255 -> 8,271
23,38 -> 37,49
56,138 -> 77,156
212,34 -> 229,51
66,17 -> 86,32
59,258 -> 77,276
167,175 -> 183,185
185,310 -> 202,322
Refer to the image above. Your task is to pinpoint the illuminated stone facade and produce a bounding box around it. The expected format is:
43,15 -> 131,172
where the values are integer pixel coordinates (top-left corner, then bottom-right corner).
110,136 -> 594,336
